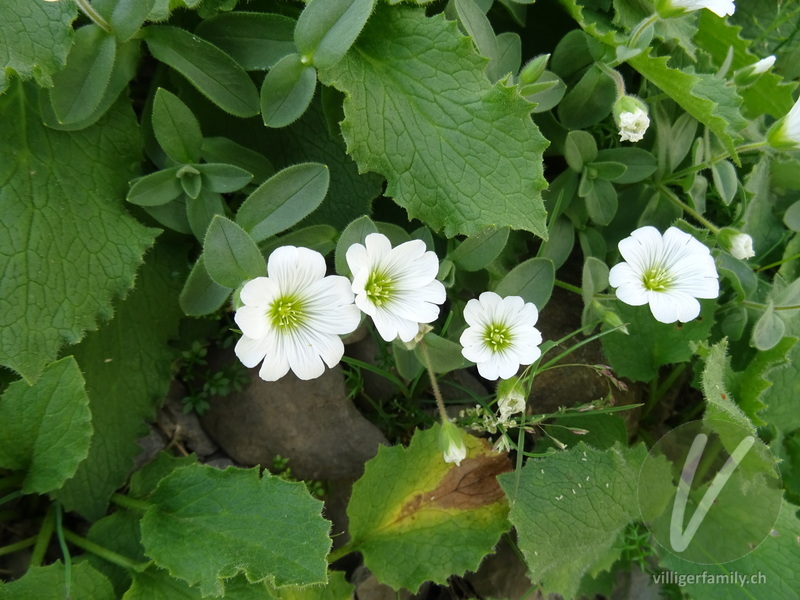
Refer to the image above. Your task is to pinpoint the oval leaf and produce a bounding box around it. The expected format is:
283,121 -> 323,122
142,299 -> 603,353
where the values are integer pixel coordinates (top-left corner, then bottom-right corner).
752,303 -> 785,351
198,163 -> 253,193
127,167 -> 183,206
236,163 -> 330,243
187,189 -> 226,241
143,25 -> 259,117
110,0 -> 156,42
295,0 -> 376,70
152,88 -> 203,164
260,53 -> 318,128
179,256 -> 232,316
204,215 -> 267,288
335,215 -> 378,277
448,227 -> 509,272
495,257 -> 555,309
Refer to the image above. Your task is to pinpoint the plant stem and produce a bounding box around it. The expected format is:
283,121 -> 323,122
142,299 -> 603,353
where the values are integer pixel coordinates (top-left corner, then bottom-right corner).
657,184 -> 720,234
110,493 -> 153,513
668,140 -> 770,181
75,0 -> 113,33
29,504 -> 56,568
62,530 -> 150,572
0,490 -> 23,506
595,62 -> 625,97
554,279 -> 583,295
418,339 -> 449,423
327,542 -> 355,564
0,536 -> 37,557
755,253 -> 800,272
55,503 -> 72,599
629,13 -> 660,48
742,301 -> 800,311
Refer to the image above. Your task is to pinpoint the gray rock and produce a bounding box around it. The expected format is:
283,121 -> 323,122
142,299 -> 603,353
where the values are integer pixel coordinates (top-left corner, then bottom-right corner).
201,360 -> 388,480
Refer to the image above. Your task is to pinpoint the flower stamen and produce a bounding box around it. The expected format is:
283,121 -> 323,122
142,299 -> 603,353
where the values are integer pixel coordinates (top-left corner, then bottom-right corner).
365,272 -> 394,307
269,296 -> 304,329
642,265 -> 673,292
484,323 -> 512,351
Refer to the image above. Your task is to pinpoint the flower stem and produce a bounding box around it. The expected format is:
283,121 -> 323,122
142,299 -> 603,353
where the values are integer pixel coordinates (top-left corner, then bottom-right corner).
62,529 -> 151,572
75,0 -> 113,33
418,339 -> 449,423
657,184 -> 720,234
629,13 -> 660,48
0,536 -> 37,558
668,140 -> 770,182
55,503 -> 72,598
643,363 -> 686,418
755,253 -> 800,272
110,493 -> 153,513
554,279 -> 583,296
29,504 -> 56,568
327,541 -> 355,564
743,301 -> 800,311
595,62 -> 625,97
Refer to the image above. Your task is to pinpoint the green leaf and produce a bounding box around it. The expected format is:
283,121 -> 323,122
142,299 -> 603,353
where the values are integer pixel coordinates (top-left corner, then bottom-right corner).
495,32 -> 521,81
600,299 -> 715,382
52,240 -> 185,520
594,148 -> 657,183
588,161 -> 627,181
260,53 -> 318,128
711,159 -> 738,206
731,337 -> 796,426
558,65 -> 615,129
143,25 -> 259,117
347,425 -> 511,591
582,256 -> 609,302
335,215 -> 378,277
49,25 -> 116,125
187,189 -> 226,240
0,562 -> 115,600
127,168 -> 183,206
760,339 -> 800,441
0,0 -> 76,93
237,163 -> 330,243
0,357 -> 90,494
752,302 -> 786,351
414,333 -> 468,374
204,215 -> 267,288
130,451 -> 199,499
196,12 -> 296,71
179,255 -> 233,316
564,130 -> 598,172
319,6 -> 549,238
454,0 -> 501,82
198,163 -> 253,193
202,137 -> 275,184
628,49 -> 746,159
273,571 -> 353,600
295,0 -> 376,70
499,443 -> 655,600
141,464 -> 331,596
449,227 -> 509,272
260,225 -> 338,259
522,71 -> 567,114
494,257 -> 555,309
152,88 -> 203,164
109,0 -> 156,42
584,178 -> 618,226
537,216 -> 574,270
0,84 -> 156,383
698,340 -> 755,433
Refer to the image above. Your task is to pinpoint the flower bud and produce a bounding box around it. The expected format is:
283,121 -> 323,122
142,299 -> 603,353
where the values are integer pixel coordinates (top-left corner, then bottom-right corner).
656,0 -> 735,18
734,56 -> 775,86
767,96 -> 800,151
440,421 -> 467,467
718,227 -> 755,260
401,323 -> 433,350
496,377 -> 526,423
612,96 -> 650,143
519,54 -> 550,86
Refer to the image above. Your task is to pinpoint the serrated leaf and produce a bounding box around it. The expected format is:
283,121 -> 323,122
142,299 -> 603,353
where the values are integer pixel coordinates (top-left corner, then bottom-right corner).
196,12 -> 296,71
698,340 -> 754,433
0,83 -> 156,383
760,339 -> 800,442
347,425 -> 511,592
628,49 -> 746,159
0,562 -> 115,600
141,464 -> 331,596
319,6 -> 548,238
732,337 -> 796,426
53,240 -> 186,520
143,25 -> 259,117
600,299 -> 715,382
0,0 -> 76,93
494,257 -> 554,309
499,443 -> 655,600
260,53 -> 317,128
0,357 -> 90,494
295,0 -> 376,70
152,88 -> 203,164
272,570 -> 353,600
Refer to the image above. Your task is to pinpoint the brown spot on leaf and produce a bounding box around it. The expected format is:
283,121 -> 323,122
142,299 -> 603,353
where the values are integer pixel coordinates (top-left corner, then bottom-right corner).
398,453 -> 513,520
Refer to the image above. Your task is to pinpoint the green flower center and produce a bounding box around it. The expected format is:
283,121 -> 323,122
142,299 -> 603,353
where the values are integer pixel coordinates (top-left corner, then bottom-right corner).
365,271 -> 394,307
484,323 -> 512,352
268,295 -> 305,330
642,264 -> 673,292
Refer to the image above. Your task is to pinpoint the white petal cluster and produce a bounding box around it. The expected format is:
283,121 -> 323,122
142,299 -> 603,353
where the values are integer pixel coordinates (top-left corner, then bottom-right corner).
347,233 -> 446,343
768,96 -> 800,150
667,0 -> 735,17
460,292 -> 543,381
730,233 -> 755,260
609,226 -> 719,324
234,246 -> 360,381
751,56 -> 776,75
618,108 -> 650,143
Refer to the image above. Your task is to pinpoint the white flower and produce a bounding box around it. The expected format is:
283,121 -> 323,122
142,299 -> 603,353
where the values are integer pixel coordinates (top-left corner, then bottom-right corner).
752,56 -> 776,75
618,108 -> 650,143
659,0 -> 735,17
609,226 -> 719,324
460,292 -> 543,381
767,95 -> 800,150
730,233 -> 755,260
346,233 -> 446,343
440,421 -> 467,466
234,246 -> 360,381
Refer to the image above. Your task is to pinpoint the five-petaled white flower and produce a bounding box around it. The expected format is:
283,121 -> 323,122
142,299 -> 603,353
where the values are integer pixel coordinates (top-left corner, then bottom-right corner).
658,0 -> 735,18
618,108 -> 650,143
346,233 -> 446,343
234,246 -> 360,381
768,95 -> 800,150
609,226 -> 719,324
460,292 -> 543,381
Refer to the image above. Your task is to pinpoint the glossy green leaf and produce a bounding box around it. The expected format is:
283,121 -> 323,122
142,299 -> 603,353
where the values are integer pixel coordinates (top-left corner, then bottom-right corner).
49,25 -> 116,125
143,25 -> 259,117
0,83 -> 156,383
237,163 -> 330,243
260,53 -> 318,128
319,6 -> 549,238
179,255 -> 233,316
348,425 -> 511,592
141,465 -> 331,596
152,88 -> 203,164
522,71 -> 567,114
204,215 -> 266,288
449,227 -> 509,272
198,163 -> 253,193
494,257 -> 555,309
589,161 -> 627,181
295,0 -> 376,70
196,12 -> 296,71
0,357 -> 90,494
